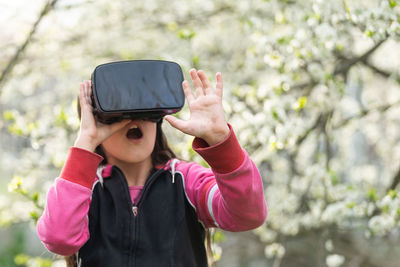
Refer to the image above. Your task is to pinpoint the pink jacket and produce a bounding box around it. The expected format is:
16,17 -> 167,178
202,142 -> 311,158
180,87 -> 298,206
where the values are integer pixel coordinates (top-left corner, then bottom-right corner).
37,126 -> 267,256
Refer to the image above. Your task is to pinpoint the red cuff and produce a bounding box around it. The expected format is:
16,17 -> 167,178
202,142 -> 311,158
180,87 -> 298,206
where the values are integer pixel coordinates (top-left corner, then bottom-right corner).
193,124 -> 245,174
59,147 -> 104,189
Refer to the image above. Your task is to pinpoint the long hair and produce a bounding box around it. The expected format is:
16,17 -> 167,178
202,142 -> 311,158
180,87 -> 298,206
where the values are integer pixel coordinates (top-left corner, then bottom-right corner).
66,99 -> 213,266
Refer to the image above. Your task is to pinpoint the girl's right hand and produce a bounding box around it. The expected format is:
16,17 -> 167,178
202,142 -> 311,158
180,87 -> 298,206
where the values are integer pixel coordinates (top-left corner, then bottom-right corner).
74,80 -> 130,152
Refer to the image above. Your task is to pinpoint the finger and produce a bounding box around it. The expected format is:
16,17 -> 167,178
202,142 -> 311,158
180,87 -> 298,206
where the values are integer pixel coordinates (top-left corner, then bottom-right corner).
190,69 -> 205,97
182,81 -> 195,105
79,82 -> 95,127
78,83 -> 86,110
79,82 -> 89,107
164,115 -> 191,135
215,72 -> 223,97
108,119 -> 131,133
79,82 -> 84,100
81,81 -> 88,103
195,87 -> 204,98
197,70 -> 213,95
84,80 -> 92,105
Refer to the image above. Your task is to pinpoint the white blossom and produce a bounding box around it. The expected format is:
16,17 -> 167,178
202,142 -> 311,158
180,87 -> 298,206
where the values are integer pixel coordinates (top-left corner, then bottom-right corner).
368,215 -> 396,235
264,243 -> 286,259
326,254 -> 345,267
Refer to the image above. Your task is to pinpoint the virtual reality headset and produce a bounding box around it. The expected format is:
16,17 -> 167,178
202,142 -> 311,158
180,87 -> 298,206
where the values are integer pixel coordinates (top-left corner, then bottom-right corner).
91,60 -> 185,124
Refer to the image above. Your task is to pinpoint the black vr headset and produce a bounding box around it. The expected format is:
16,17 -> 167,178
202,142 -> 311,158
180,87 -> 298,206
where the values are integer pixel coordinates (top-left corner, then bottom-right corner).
91,60 -> 185,124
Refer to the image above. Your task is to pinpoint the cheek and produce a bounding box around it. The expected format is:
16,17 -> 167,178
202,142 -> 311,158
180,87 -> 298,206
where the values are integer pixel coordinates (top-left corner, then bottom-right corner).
102,131 -> 122,148
146,124 -> 157,147
101,135 -> 121,157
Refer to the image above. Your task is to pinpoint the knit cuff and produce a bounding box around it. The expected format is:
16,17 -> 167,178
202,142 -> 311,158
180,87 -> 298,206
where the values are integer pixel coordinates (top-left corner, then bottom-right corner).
60,147 -> 104,189
193,124 -> 245,174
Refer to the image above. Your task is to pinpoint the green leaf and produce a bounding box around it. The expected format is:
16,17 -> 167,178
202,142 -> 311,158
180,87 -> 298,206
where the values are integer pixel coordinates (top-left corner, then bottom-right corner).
8,176 -> 23,193
364,30 -> 375,37
388,189 -> 397,199
14,255 -> 53,267
293,96 -> 307,111
8,125 -> 23,136
192,56 -> 200,69
32,192 -> 39,202
272,109 -> 279,120
343,0 -> 351,16
245,19 -> 254,28
325,73 -> 333,81
178,29 -> 196,40
57,108 -> 67,124
382,205 -> 389,213
27,122 -> 38,133
213,230 -> 226,242
14,254 -> 29,265
368,188 -> 377,202
313,13 -> 321,21
275,13 -> 286,24
277,36 -> 291,45
335,43 -> 344,52
329,170 -> 339,185
30,211 -> 39,223
167,21 -> 178,31
269,137 -> 278,151
2,110 -> 15,122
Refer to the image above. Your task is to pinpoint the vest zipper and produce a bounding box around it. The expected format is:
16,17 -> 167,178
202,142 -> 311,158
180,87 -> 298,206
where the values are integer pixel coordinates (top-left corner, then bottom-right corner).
112,166 -> 136,266
132,206 -> 138,216
131,168 -> 165,266
114,167 -> 165,267
131,169 -> 164,266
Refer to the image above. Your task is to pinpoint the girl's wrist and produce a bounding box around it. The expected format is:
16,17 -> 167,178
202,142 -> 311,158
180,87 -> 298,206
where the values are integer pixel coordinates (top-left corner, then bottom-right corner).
74,136 -> 98,152
202,124 -> 230,147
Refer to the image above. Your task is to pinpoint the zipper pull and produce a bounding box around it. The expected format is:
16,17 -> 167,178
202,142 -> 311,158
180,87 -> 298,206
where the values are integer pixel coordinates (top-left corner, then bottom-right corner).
170,158 -> 179,184
132,206 -> 138,216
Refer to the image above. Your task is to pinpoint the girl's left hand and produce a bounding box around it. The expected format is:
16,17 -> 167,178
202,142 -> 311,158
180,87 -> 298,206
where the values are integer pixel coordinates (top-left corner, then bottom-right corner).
165,69 -> 230,146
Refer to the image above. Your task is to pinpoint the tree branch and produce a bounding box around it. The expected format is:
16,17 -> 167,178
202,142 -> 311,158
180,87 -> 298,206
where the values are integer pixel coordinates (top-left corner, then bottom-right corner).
0,0 -> 59,96
330,99 -> 400,192
361,59 -> 395,79
387,164 -> 400,192
333,38 -> 388,76
296,113 -> 324,146
288,113 -> 329,212
332,100 -> 400,129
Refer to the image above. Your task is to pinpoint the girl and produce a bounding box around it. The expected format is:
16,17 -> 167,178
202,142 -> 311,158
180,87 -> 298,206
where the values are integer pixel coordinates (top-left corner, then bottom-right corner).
37,68 -> 267,266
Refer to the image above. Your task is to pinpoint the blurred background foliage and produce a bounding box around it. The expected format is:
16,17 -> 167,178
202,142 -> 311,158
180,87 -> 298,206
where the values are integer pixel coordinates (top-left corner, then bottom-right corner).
1,0 -> 400,266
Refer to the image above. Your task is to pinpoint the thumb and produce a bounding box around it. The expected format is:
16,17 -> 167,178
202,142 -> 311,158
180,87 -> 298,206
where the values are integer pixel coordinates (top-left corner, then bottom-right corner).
164,115 -> 190,134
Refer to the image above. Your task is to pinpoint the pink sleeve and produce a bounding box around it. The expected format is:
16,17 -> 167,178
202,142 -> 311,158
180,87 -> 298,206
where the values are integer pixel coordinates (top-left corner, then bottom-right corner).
178,125 -> 267,231
37,147 -> 103,256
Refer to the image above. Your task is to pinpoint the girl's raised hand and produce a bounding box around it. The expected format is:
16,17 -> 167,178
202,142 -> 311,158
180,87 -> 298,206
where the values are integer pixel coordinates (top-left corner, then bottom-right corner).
165,69 -> 230,146
74,80 -> 130,152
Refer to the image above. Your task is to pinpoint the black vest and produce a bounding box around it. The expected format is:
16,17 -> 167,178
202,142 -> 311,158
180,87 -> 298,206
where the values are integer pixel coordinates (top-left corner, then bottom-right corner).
77,165 -> 207,267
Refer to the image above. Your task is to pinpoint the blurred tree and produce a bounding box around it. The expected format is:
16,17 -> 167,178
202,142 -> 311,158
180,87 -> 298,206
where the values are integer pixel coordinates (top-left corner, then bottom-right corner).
1,0 -> 400,266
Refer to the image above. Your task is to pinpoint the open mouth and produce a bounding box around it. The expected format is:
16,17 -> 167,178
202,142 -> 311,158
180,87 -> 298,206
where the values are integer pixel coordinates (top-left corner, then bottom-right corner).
126,125 -> 143,140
